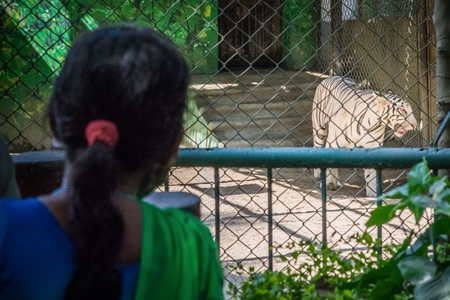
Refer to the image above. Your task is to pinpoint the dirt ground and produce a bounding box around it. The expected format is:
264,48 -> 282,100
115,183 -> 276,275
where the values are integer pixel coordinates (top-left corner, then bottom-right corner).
164,165 -> 430,297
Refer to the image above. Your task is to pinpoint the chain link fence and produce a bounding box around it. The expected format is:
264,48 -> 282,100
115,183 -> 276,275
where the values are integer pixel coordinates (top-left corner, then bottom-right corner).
1,0 -> 437,296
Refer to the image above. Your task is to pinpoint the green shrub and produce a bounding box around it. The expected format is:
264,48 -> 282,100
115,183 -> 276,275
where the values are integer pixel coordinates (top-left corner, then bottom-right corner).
229,159 -> 450,300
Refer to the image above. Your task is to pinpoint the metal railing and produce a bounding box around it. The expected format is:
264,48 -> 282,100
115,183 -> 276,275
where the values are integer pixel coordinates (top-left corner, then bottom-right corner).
173,146 -> 450,273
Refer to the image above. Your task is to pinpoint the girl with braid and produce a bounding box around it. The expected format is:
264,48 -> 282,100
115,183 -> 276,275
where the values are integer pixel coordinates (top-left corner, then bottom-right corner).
0,25 -> 224,300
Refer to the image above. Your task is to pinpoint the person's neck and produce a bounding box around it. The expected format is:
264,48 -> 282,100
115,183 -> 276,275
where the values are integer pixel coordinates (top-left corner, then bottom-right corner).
60,161 -> 144,198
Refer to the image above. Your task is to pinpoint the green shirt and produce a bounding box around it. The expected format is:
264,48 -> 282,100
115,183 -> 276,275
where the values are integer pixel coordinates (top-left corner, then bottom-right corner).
136,201 -> 224,300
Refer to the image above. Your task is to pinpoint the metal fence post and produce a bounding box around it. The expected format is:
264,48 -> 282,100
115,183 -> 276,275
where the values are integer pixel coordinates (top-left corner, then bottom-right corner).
267,167 -> 273,271
320,168 -> 327,246
214,167 -> 220,253
376,168 -> 383,256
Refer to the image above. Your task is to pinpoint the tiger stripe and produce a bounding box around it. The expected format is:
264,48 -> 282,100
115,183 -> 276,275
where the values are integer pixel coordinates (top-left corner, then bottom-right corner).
312,76 -> 418,197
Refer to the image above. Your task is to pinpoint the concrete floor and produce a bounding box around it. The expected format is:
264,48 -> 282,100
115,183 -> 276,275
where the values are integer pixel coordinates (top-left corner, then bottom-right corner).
190,68 -> 323,147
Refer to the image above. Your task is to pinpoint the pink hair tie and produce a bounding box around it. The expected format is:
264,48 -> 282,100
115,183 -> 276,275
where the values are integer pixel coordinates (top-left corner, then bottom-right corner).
85,120 -> 119,149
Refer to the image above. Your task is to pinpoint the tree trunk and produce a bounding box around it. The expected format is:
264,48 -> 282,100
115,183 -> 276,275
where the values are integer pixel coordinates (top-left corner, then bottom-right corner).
434,0 -> 450,176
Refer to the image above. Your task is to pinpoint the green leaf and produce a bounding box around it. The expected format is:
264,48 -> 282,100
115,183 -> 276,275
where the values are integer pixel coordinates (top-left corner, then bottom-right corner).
367,279 -> 400,299
361,231 -> 373,245
407,159 -> 431,190
435,201 -> 450,217
410,195 -> 436,209
80,14 -> 99,31
430,177 -> 449,198
437,189 -> 450,203
432,218 -> 450,237
409,204 -> 426,224
398,256 -> 436,285
366,204 -> 397,227
414,267 -> 450,300
405,236 -> 429,257
382,183 -> 409,199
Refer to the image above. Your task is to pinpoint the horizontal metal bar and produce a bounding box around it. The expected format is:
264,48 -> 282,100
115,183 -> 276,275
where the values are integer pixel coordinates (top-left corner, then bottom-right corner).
12,151 -> 66,164
13,147 -> 450,170
176,147 -> 450,169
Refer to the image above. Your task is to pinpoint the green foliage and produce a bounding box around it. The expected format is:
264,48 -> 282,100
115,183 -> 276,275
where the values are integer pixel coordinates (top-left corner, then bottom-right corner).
282,0 -> 316,70
229,159 -> 450,300
65,0 -> 218,74
1,2 -> 58,150
182,93 -> 220,148
1,0 -> 219,150
367,158 -> 450,226
228,266 -> 305,300
229,233 -> 400,300
3,1 -> 70,73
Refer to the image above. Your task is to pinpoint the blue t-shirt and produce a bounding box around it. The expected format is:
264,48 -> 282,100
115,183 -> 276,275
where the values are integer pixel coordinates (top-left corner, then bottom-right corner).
0,198 -> 139,300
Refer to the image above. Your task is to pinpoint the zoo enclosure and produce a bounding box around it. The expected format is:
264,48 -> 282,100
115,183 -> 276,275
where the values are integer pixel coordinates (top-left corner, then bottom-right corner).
1,0 -> 443,293
1,0 -> 437,150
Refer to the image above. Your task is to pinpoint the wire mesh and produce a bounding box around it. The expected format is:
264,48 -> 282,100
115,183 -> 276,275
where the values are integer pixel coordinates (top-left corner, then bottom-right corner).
1,0 -> 438,296
169,146 -> 447,297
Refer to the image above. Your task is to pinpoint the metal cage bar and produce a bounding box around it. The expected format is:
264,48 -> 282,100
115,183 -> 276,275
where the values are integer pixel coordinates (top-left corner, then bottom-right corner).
175,146 -> 450,271
214,167 -> 221,252
267,167 -> 273,270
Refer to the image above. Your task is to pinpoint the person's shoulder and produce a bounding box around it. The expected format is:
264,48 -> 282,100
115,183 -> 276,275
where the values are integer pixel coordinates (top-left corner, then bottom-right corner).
0,198 -> 44,222
0,197 -> 40,208
141,194 -> 212,236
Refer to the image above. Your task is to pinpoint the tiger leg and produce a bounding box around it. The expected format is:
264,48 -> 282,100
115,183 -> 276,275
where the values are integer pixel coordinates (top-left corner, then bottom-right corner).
364,168 -> 377,197
327,168 -> 339,190
324,132 -> 340,190
315,169 -> 339,190
314,167 -> 321,180
313,128 -> 327,180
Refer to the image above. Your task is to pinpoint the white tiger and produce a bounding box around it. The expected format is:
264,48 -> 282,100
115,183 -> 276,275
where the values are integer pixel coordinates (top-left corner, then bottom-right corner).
312,76 -> 418,197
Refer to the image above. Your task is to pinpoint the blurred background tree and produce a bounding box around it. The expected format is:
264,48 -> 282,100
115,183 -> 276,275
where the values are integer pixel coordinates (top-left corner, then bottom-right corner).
1,0 -> 219,151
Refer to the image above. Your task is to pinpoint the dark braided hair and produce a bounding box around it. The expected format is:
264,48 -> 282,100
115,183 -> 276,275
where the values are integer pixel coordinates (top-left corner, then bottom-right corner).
48,25 -> 189,299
